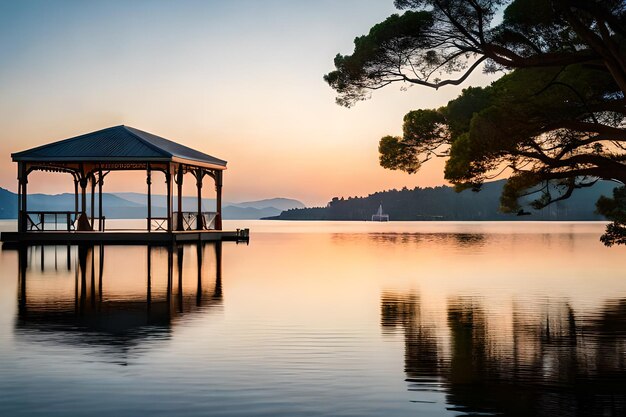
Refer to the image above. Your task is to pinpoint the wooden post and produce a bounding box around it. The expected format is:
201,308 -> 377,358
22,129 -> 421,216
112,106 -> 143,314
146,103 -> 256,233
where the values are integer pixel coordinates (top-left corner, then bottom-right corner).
73,176 -> 79,215
78,246 -> 88,313
147,165 -> 152,232
176,165 -> 184,230
74,258 -> 78,313
214,241 -> 222,299
98,170 -> 103,231
215,170 -> 223,231
17,163 -> 23,232
17,163 -> 21,216
196,169 -> 204,230
90,245 -> 96,308
196,242 -> 202,306
166,165 -> 173,232
166,245 -> 173,305
81,177 -> 87,217
147,246 -> 152,306
77,174 -> 92,231
21,166 -> 28,232
90,175 -> 95,229
18,246 -> 27,312
98,244 -> 104,302
177,244 -> 183,313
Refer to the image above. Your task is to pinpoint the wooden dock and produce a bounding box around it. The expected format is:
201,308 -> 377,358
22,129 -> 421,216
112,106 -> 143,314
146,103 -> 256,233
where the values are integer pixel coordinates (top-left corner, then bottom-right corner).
0,229 -> 249,246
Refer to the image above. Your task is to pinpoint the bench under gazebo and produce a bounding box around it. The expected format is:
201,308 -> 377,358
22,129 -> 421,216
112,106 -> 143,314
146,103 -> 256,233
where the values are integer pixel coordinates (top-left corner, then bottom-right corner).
1,125 -> 248,244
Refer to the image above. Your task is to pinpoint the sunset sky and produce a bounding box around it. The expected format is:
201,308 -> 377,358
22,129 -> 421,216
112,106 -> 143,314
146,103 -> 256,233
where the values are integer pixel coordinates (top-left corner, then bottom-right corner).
0,0 -> 495,206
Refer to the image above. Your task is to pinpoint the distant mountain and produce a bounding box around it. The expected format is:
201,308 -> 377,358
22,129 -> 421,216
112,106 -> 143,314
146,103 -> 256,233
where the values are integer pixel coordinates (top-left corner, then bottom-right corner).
230,198 -> 305,211
0,187 -> 17,218
112,192 -> 219,211
0,189 -> 147,218
0,188 -> 303,220
266,180 -> 618,221
111,193 -> 304,211
223,205 -> 283,219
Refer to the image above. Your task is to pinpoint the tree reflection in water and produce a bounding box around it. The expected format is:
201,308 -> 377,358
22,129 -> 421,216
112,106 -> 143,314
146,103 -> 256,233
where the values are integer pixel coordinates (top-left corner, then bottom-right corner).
382,291 -> 626,416
354,232 -> 486,248
15,243 -> 223,363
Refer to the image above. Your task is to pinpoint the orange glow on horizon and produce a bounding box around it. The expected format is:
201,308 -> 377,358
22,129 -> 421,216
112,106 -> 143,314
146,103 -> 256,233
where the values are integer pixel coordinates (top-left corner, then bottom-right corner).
0,1 -> 495,206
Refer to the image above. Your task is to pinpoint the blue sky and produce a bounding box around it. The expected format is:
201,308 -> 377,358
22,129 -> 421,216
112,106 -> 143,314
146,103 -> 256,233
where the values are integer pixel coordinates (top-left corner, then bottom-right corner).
0,0 -> 494,204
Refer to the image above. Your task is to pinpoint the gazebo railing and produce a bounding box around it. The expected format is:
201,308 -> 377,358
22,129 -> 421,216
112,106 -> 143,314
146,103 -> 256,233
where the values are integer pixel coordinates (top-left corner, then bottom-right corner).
173,212 -> 217,231
21,211 -> 219,232
148,217 -> 169,231
24,211 -> 79,231
203,212 -> 217,230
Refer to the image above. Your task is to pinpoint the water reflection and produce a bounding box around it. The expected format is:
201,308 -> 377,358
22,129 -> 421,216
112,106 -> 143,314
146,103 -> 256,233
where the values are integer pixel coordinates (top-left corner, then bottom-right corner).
15,243 -> 222,362
382,291 -> 626,416
332,232 -> 487,248
368,233 -> 486,247
2,223 -> 625,417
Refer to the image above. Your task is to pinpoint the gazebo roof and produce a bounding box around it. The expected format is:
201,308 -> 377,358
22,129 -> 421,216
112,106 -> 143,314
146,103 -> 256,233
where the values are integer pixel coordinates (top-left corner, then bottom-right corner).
12,125 -> 227,169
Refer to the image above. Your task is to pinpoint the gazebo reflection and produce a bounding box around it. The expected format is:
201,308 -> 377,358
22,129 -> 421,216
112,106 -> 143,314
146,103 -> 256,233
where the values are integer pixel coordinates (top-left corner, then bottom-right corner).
15,243 -> 223,359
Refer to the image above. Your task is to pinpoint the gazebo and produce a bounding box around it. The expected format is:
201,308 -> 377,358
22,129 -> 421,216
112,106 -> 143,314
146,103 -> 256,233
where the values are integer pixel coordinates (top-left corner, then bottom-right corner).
3,125 -> 246,244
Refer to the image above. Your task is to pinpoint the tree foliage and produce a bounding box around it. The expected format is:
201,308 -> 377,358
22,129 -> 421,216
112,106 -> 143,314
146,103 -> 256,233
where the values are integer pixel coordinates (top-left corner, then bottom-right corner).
325,0 -> 626,245
326,0 -> 626,105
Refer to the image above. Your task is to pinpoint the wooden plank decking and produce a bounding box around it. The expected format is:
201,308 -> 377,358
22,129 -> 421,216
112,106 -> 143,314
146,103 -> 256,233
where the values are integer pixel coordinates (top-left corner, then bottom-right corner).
0,229 -> 249,245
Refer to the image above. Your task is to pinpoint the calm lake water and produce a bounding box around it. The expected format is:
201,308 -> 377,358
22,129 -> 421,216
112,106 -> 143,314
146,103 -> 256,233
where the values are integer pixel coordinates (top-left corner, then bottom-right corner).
0,220 -> 625,416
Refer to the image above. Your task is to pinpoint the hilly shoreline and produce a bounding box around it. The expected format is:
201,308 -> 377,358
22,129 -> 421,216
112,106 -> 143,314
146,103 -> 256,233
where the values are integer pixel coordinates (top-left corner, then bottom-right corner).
265,180 -> 617,221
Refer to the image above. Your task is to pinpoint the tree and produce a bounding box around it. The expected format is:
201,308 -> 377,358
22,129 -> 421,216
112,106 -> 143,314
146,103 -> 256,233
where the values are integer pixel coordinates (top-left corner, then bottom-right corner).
325,0 -> 626,245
